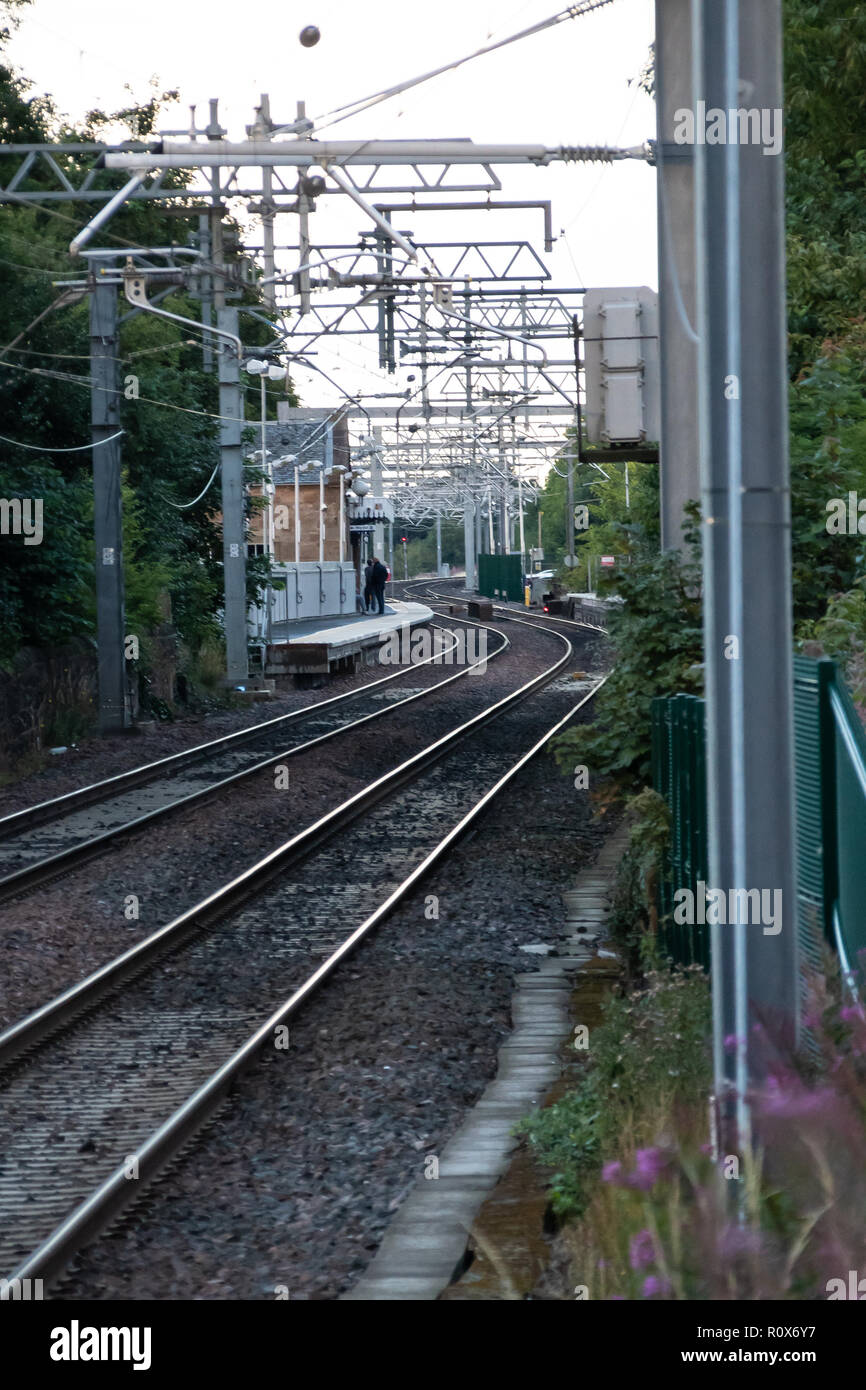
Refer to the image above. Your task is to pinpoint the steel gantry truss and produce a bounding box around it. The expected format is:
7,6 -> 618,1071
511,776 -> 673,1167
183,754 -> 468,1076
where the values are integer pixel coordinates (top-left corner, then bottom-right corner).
0,69 -> 651,723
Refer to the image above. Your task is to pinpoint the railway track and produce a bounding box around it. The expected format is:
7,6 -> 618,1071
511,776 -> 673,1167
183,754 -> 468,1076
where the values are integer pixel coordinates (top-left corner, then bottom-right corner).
0,612 -> 605,1293
402,575 -> 609,635
0,615 -> 505,903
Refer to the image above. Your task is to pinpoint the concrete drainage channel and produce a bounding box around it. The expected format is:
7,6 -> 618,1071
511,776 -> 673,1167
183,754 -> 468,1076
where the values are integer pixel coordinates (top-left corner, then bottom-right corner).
342,821 -> 629,1302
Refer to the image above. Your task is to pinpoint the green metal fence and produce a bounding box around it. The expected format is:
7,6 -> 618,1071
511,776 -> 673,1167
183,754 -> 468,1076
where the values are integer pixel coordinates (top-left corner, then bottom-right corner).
652,657 -> 866,981
477,553 -> 524,603
650,694 -> 709,968
793,655 -> 866,981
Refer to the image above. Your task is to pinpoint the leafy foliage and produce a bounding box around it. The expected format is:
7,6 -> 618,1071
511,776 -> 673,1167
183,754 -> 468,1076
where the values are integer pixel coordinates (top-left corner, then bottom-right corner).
789,327 -> 866,625
520,966 -> 711,1220
523,430 -> 658,583
552,516 -> 703,790
798,583 -> 866,706
784,1 -> 866,375
0,13 -> 293,689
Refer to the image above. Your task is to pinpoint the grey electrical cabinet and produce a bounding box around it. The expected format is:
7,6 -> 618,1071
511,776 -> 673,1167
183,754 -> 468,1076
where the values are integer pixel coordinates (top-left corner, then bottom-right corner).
583,287 -> 660,446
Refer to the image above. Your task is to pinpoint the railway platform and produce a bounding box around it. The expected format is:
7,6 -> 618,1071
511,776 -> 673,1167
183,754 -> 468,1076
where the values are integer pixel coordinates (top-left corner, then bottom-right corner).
264,598 -> 434,677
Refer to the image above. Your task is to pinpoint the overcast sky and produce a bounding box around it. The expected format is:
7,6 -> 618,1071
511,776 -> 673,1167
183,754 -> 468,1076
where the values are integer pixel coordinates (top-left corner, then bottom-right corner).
8,0 -> 657,418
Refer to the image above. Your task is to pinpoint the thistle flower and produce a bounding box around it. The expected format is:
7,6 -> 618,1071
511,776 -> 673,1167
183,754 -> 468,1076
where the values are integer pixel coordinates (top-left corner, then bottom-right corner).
629,1229 -> 656,1271
629,1147 -> 668,1191
641,1275 -> 671,1298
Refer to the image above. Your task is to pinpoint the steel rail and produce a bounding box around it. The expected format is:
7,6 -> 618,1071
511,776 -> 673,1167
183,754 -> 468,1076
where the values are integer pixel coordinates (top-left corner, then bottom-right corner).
0,619 -> 462,842
403,576 -> 609,635
0,617 -> 566,1071
1,656 -> 605,1292
0,618 -> 507,903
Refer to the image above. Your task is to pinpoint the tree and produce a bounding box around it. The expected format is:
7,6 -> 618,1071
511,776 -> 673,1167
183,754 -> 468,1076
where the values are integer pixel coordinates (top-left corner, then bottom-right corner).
0,9 -> 294,679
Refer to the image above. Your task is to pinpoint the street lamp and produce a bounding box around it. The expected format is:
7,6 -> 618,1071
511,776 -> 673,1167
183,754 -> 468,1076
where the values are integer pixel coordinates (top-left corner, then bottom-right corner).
273,454 -> 296,563
306,458 -> 326,564
244,357 -> 285,556
331,464 -> 349,564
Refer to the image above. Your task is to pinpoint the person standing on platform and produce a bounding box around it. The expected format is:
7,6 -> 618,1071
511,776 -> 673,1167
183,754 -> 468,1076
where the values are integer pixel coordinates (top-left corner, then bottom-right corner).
371,557 -> 388,615
363,558 -> 375,612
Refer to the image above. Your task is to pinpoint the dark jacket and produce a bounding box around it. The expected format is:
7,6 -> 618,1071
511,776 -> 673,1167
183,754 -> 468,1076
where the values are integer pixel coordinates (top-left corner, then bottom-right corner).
371,559 -> 388,589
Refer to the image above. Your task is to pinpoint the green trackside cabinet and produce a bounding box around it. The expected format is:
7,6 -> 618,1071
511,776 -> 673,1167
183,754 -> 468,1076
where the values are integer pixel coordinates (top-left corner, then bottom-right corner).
477,554 -> 525,603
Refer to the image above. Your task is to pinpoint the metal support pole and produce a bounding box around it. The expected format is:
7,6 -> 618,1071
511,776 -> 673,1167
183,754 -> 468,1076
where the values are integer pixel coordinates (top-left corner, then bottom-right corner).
197,213 -> 214,372
296,101 -> 312,318
294,465 -> 301,564
695,0 -> 797,1145
518,475 -> 526,569
520,290 -> 530,428
318,466 -> 325,564
656,0 -> 700,550
419,282 -> 430,418
497,381 -> 508,554
566,440 -> 575,565
260,373 -> 273,645
258,95 -> 277,312
90,260 -> 128,733
371,427 -> 386,562
338,471 -> 345,564
218,305 -> 248,685
435,512 -> 442,575
463,496 -> 476,592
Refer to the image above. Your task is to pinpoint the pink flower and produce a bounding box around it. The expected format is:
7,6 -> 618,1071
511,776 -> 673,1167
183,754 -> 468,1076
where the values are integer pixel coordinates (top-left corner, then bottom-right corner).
602,1160 -> 625,1184
629,1229 -> 656,1271
718,1225 -> 764,1260
642,1275 -> 671,1298
760,1082 -> 837,1120
629,1147 -> 668,1191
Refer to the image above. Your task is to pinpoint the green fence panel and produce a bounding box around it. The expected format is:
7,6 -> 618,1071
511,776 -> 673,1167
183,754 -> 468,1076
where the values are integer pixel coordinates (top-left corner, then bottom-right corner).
792,657 -> 834,986
651,693 -> 708,969
827,671 -> 866,976
477,553 -> 524,603
654,658 -> 865,987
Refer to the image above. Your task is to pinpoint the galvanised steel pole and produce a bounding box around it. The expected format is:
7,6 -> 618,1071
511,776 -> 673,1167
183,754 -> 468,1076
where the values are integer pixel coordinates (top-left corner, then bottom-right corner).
90,260 -> 128,732
693,0 -> 797,1149
217,306 -> 249,687
656,0 -> 700,552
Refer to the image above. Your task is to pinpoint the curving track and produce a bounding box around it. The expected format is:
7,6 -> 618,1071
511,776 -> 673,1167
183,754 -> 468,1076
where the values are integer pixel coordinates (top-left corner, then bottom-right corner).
0,605 -> 607,1293
0,616 -> 503,901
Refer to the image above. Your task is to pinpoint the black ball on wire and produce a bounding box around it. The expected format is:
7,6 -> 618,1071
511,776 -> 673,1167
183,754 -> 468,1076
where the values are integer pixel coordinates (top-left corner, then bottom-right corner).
299,25 -> 321,47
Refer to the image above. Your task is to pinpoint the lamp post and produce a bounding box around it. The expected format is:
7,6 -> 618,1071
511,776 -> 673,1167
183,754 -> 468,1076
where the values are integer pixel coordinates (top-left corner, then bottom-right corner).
306,458 -> 326,564
273,454 -> 296,563
331,464 -> 348,564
